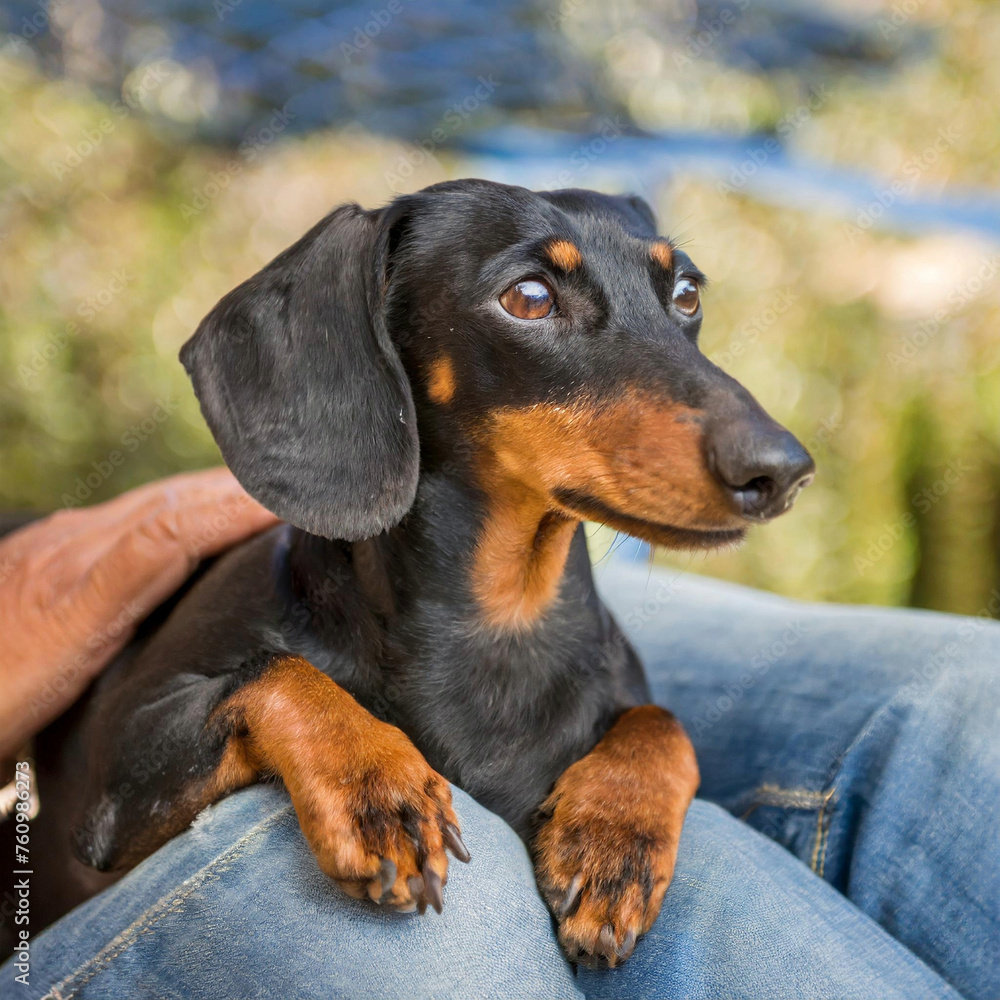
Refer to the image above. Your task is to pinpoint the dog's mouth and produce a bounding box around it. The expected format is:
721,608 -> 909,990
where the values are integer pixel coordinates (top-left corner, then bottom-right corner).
553,489 -> 747,551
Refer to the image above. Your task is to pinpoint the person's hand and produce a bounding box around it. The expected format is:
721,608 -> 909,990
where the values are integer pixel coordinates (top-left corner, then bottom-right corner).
0,468 -> 280,758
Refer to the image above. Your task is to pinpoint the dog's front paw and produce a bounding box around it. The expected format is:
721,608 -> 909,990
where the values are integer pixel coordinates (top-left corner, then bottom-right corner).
532,755 -> 683,967
293,718 -> 470,914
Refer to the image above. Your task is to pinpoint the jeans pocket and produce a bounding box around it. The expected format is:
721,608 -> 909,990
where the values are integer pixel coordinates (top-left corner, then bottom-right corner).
738,783 -> 837,878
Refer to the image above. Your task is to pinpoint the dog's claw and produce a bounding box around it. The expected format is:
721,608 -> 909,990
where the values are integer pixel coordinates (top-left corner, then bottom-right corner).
557,873 -> 584,918
444,822 -> 470,862
379,857 -> 397,897
423,866 -> 444,914
408,874 -> 426,914
598,924 -> 617,965
618,928 -> 637,961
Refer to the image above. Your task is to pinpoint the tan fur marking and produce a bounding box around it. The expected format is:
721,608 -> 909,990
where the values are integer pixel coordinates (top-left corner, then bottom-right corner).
471,490 -> 578,632
650,241 -> 673,269
471,394 -> 741,632
546,239 -> 583,271
427,356 -> 456,405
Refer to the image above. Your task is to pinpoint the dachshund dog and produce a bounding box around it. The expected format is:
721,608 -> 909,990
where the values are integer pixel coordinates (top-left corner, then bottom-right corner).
68,179 -> 814,967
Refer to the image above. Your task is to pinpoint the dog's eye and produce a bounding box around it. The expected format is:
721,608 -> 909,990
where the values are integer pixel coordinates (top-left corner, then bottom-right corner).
672,277 -> 700,316
500,279 -> 555,320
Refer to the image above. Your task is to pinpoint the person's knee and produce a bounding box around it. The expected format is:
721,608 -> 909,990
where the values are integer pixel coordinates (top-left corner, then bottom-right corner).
25,785 -> 584,1000
898,617 -> 1000,716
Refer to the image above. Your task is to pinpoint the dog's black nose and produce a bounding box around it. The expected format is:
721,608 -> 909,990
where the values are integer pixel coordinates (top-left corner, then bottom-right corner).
709,420 -> 815,521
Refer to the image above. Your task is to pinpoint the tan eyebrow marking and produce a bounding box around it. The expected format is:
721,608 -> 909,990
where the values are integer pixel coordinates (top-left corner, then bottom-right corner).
545,239 -> 583,272
427,355 -> 456,405
649,241 -> 673,269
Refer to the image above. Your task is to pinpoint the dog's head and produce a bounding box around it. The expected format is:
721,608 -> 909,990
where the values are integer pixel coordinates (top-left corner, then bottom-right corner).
182,179 -> 813,547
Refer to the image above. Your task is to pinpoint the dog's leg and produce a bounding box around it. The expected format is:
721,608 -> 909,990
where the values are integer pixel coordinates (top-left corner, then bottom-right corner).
211,654 -> 469,913
531,706 -> 699,966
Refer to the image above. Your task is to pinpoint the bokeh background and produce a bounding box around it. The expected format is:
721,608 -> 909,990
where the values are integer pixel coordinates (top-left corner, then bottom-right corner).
2,0 -> 999,616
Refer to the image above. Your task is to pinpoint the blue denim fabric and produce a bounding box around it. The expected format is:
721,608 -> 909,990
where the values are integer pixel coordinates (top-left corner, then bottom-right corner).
589,555 -> 1000,1000
5,561 -> 997,1000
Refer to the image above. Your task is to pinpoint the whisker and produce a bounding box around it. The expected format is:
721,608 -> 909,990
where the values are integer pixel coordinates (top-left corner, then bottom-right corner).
608,530 -> 632,558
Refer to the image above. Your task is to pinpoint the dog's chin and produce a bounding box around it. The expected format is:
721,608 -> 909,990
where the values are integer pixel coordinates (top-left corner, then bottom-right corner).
596,511 -> 747,552
554,490 -> 748,552
624,518 -> 747,551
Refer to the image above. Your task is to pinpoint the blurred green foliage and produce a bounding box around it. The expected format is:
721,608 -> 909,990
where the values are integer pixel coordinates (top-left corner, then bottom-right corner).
0,52 -> 444,510
576,0 -> 1000,615
2,0 -> 999,616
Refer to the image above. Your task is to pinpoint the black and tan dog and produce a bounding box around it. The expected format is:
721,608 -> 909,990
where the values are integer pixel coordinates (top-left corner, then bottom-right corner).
68,179 -> 813,966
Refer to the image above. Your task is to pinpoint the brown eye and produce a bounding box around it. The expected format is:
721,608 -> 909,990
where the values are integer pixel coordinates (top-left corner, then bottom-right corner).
500,279 -> 554,319
673,277 -> 700,316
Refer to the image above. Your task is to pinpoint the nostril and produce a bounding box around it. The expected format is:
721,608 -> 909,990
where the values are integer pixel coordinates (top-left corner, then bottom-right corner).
739,475 -> 777,498
732,475 -> 779,518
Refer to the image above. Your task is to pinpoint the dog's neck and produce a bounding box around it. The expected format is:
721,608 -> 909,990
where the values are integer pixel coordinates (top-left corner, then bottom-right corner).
398,469 -> 584,630
463,474 -> 580,632
290,468 -> 591,637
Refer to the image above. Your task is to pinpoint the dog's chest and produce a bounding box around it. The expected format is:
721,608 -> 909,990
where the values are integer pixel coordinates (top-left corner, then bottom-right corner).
384,600 -> 631,837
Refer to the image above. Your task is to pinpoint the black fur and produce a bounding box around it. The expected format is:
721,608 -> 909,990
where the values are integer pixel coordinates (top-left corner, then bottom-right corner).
63,178 -> 807,877
180,204 -> 419,541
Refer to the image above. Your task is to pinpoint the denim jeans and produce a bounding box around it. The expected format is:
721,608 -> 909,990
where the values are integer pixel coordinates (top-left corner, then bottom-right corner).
5,557 -> 998,1000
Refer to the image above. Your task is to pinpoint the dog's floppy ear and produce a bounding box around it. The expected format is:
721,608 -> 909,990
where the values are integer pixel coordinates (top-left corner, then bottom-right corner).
180,203 -> 418,541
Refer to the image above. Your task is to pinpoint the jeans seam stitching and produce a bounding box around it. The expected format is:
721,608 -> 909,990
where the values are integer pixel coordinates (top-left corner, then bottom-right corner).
809,786 -> 836,875
44,803 -> 294,1000
743,783 -> 830,812
817,788 -> 835,879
